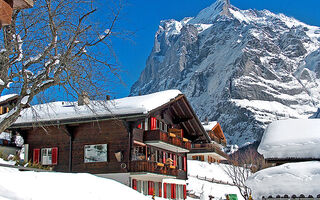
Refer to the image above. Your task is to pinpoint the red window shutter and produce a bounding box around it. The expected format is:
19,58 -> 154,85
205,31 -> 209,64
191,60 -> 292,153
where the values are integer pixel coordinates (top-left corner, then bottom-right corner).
150,117 -> 157,130
184,156 -> 187,171
163,152 -> 165,163
132,179 -> 137,190
163,183 -> 167,198
159,182 -> 162,197
183,185 -> 187,199
171,184 -> 175,199
33,149 -> 40,163
52,147 -> 58,165
148,181 -> 152,195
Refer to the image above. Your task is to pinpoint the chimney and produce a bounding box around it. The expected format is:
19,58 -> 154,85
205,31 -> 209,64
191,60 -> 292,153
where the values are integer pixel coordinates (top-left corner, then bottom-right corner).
205,116 -> 209,125
78,91 -> 90,106
106,95 -> 110,100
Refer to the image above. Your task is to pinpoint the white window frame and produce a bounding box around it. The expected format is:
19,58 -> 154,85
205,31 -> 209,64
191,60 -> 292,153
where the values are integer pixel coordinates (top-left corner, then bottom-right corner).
164,123 -> 168,132
159,121 -> 163,131
144,118 -> 149,131
41,148 -> 52,165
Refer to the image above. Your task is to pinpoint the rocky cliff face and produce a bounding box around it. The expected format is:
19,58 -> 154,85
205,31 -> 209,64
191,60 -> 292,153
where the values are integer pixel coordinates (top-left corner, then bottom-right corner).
131,0 -> 320,146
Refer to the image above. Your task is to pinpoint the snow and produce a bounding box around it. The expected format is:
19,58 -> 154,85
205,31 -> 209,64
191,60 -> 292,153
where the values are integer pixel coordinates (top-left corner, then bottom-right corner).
12,90 -> 182,124
0,159 -> 149,200
246,161 -> 320,198
0,94 -> 18,105
194,24 -> 213,33
201,121 -> 218,131
258,119 -> 320,159
187,160 -> 244,200
229,9 -> 250,24
20,96 -> 29,105
0,132 -> 11,140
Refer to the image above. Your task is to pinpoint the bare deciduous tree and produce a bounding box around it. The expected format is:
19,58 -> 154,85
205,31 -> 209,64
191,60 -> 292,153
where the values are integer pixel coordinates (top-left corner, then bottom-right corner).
0,0 -> 126,132
223,147 -> 271,200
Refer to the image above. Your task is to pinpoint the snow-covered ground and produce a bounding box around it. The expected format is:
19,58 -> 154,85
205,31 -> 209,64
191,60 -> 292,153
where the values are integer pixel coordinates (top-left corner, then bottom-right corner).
0,159 -> 149,200
187,160 -> 244,200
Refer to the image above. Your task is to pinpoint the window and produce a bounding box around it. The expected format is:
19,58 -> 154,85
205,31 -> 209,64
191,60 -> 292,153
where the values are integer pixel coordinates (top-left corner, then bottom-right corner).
159,121 -> 163,131
132,146 -> 146,161
144,118 -> 149,131
41,147 -> 58,165
164,123 -> 168,132
84,144 -> 108,163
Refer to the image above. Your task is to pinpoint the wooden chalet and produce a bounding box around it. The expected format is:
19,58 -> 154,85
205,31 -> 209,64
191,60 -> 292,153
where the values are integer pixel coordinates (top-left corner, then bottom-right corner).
188,121 -> 228,163
0,0 -> 33,26
10,90 -> 210,200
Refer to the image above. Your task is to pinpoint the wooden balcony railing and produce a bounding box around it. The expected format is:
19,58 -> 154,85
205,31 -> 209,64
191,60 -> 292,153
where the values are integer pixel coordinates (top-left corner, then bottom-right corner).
130,160 -> 187,179
191,143 -> 229,159
144,130 -> 191,150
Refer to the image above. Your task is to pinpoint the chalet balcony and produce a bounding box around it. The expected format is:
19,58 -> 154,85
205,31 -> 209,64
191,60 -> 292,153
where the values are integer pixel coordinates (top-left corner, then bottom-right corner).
130,160 -> 187,180
211,135 -> 227,147
190,143 -> 229,159
143,130 -> 191,153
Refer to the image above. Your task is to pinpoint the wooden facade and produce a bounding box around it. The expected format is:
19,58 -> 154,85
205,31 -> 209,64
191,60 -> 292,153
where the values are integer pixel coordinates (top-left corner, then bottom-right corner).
189,122 -> 228,163
11,93 -> 208,199
0,0 -> 33,26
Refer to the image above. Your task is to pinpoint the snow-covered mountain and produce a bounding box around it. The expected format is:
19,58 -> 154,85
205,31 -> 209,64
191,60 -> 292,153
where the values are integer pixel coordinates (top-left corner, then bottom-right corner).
130,0 -> 320,146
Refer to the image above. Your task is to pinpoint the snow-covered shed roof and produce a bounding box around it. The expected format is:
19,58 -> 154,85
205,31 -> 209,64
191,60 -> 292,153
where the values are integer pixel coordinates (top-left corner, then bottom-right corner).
201,121 -> 218,131
246,161 -> 320,199
13,90 -> 182,125
258,119 -> 320,160
0,94 -> 18,105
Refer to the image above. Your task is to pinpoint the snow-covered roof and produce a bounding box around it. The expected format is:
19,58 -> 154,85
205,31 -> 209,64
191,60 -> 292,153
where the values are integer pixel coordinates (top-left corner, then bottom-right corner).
0,94 -> 18,105
201,121 -> 218,131
13,90 -> 182,125
246,161 -> 320,199
258,119 -> 320,159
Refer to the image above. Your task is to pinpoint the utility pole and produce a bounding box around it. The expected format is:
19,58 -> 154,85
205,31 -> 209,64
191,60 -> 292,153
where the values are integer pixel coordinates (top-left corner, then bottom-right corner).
0,0 -> 33,28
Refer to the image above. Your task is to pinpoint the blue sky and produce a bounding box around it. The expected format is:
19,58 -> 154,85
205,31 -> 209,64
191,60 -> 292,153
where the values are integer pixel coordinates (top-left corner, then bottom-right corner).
110,0 -> 320,98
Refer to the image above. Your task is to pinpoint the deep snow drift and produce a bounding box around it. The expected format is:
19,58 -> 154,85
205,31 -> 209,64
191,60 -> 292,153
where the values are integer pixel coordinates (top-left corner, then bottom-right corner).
258,119 -> 320,159
246,161 -> 320,198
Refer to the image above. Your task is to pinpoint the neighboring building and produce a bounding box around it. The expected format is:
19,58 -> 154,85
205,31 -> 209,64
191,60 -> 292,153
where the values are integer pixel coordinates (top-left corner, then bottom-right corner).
0,0 -> 33,26
246,119 -> 320,199
10,90 -> 210,199
0,93 -> 19,115
188,121 -> 228,163
0,94 -> 21,156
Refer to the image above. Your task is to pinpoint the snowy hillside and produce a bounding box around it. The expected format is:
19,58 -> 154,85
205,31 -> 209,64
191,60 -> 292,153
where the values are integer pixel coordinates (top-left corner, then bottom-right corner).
0,159 -> 148,200
187,160 -> 244,200
130,0 -> 320,146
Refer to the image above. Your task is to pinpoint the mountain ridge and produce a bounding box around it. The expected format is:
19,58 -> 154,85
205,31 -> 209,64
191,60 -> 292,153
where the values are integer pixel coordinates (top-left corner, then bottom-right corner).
131,0 -> 320,146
